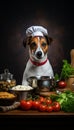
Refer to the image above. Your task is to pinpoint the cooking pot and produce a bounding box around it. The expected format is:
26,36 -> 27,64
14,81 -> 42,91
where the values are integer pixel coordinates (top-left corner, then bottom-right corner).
27,76 -> 41,88
27,76 -> 55,92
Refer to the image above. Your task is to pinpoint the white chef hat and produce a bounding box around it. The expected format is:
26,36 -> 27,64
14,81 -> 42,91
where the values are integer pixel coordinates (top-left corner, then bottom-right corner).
26,26 -> 48,37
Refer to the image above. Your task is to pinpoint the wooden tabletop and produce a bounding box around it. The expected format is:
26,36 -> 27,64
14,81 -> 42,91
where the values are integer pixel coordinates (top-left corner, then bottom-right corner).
0,109 -> 74,118
0,89 -> 74,119
0,109 -> 74,128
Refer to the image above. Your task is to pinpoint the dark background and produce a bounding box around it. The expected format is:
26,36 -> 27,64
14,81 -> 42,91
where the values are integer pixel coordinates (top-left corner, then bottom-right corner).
0,0 -> 74,84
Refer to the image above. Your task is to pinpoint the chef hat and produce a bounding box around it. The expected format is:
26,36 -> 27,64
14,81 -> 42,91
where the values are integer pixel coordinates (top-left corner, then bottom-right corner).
26,26 -> 48,37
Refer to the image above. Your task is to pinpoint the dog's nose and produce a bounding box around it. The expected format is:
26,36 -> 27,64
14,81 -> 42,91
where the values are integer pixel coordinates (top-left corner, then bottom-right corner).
36,51 -> 42,58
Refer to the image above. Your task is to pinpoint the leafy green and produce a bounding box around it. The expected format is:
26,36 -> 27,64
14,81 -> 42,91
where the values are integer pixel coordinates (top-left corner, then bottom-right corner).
54,73 -> 60,81
50,90 -> 74,112
60,60 -> 74,80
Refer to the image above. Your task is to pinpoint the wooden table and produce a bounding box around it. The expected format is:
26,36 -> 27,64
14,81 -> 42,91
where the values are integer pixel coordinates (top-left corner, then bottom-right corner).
0,109 -> 74,128
0,89 -> 74,128
0,109 -> 74,117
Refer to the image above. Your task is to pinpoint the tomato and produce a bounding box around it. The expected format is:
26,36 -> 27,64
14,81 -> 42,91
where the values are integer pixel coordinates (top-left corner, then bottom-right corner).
52,101 -> 61,111
20,100 -> 32,110
38,103 -> 47,112
46,105 -> 53,112
58,81 -> 67,88
32,100 -> 40,109
46,99 -> 52,105
39,96 -> 46,103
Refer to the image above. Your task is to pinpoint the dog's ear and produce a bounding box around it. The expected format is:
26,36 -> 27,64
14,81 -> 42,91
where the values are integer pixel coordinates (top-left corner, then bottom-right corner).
45,36 -> 53,45
23,36 -> 32,48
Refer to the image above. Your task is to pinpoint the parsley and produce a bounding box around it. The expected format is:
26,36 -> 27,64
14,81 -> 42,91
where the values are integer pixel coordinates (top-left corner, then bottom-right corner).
50,90 -> 74,112
60,60 -> 74,80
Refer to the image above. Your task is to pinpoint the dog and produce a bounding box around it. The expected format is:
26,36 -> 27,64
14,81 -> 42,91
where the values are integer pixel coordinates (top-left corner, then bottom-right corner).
22,26 -> 54,86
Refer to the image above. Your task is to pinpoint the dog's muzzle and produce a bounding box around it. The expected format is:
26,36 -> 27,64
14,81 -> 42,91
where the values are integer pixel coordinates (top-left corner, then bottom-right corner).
36,51 -> 42,59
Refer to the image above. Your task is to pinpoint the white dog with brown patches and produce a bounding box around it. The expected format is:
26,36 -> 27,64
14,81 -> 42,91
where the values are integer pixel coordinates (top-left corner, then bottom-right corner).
22,26 -> 54,85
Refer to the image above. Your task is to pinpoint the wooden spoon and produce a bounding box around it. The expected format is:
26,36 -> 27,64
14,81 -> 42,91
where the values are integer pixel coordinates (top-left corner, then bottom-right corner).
70,49 -> 74,67
66,49 -> 74,90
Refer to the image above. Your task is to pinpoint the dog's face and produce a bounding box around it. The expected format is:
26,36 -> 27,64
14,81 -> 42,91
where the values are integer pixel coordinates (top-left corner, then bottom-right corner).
29,36 -> 49,60
23,36 -> 52,61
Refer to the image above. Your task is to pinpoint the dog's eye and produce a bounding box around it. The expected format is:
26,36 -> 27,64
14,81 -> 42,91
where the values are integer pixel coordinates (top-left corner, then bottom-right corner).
30,42 -> 36,49
41,42 -> 47,47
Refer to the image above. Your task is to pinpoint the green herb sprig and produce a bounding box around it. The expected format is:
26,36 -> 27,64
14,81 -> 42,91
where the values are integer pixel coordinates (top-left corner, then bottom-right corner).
50,90 -> 74,112
60,60 -> 74,80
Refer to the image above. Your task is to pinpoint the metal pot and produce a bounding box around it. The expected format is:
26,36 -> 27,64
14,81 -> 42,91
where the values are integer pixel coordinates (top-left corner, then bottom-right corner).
27,76 -> 41,88
27,76 -> 55,92
37,76 -> 52,92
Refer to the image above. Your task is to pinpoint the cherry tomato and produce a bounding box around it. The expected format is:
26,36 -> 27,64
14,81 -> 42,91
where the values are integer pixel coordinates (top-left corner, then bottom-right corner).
52,101 -> 61,111
58,81 -> 67,88
20,100 -> 32,110
46,99 -> 52,105
39,96 -> 46,103
38,103 -> 47,112
32,100 -> 40,109
46,105 -> 53,112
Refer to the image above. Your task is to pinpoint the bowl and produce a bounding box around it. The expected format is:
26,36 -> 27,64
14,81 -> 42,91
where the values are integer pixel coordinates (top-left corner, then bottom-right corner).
0,92 -> 17,106
10,85 -> 33,101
